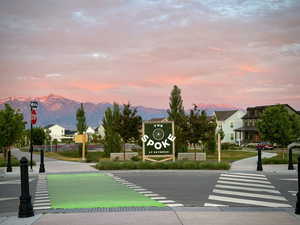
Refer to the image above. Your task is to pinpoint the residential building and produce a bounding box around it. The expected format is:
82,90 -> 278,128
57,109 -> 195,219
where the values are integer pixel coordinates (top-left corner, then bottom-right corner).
44,124 -> 65,142
95,125 -> 105,138
86,126 -> 95,135
235,104 -> 300,144
214,110 -> 246,144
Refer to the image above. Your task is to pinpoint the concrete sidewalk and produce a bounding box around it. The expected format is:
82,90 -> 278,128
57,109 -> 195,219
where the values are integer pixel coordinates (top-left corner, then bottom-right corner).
230,152 -> 276,171
230,151 -> 298,174
8,148 -> 97,174
1,208 -> 300,225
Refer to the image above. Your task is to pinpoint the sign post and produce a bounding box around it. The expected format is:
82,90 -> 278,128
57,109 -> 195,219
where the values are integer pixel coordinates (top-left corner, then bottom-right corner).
141,121 -> 176,162
74,134 -> 88,161
29,101 -> 38,171
217,132 -> 221,163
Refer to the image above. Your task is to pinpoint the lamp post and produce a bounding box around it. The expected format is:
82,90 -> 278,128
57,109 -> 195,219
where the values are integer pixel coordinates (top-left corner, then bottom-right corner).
18,157 -> 34,218
295,155 -> 300,214
257,145 -> 263,171
29,101 -> 38,171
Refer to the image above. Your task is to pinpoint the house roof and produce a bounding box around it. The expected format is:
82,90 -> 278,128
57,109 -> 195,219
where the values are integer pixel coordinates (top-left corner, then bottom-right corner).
242,104 -> 299,119
44,124 -> 55,129
44,124 -> 64,129
215,110 -> 238,121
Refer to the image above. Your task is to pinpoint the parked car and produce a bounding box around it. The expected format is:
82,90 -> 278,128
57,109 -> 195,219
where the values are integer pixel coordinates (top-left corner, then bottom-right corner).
256,142 -> 274,150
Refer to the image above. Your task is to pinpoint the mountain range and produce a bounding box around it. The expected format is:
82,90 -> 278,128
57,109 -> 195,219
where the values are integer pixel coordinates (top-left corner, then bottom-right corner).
0,94 -> 240,130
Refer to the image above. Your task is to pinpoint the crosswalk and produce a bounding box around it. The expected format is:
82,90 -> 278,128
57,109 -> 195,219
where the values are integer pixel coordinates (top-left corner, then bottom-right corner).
204,172 -> 292,207
107,173 -> 184,207
33,174 -> 51,210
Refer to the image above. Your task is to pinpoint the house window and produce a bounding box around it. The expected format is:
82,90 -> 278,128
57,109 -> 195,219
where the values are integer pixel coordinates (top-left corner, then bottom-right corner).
230,122 -> 234,128
231,133 -> 234,140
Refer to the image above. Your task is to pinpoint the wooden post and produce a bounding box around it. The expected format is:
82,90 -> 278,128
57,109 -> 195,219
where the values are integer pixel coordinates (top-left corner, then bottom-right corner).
217,133 -> 221,163
172,121 -> 175,162
82,138 -> 86,161
142,122 -> 145,162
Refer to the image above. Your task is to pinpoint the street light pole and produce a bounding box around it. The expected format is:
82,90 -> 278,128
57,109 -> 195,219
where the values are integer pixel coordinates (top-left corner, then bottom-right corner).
30,107 -> 33,171
29,101 -> 38,171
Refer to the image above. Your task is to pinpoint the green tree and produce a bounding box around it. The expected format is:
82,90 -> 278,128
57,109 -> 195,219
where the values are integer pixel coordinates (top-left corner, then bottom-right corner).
201,113 -> 217,153
119,103 -> 142,159
76,103 -> 87,134
0,104 -> 26,159
102,103 -> 122,157
76,103 -> 87,156
167,85 -> 188,155
187,105 -> 202,149
31,127 -> 46,145
257,105 -> 300,147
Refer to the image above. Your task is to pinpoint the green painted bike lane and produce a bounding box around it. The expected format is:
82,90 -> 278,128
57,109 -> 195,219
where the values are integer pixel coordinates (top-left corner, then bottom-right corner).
47,173 -> 164,209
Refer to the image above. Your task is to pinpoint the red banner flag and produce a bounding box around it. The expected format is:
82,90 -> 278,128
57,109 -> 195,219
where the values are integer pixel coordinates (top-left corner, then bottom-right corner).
31,109 -> 37,125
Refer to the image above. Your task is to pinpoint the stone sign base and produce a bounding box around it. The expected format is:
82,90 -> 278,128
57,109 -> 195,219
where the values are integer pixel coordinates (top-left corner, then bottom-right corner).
178,152 -> 206,161
110,152 -> 138,161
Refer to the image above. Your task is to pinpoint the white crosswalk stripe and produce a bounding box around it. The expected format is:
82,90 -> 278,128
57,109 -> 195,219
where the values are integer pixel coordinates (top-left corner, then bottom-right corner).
212,189 -> 287,201
215,184 -> 280,194
217,180 -> 275,188
229,172 -> 265,177
221,174 -> 268,180
219,177 -> 271,184
205,172 -> 291,208
33,174 -> 51,210
110,175 -> 184,207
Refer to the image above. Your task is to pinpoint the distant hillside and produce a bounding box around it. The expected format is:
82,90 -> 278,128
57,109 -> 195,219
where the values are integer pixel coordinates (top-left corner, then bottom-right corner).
0,94 -> 240,129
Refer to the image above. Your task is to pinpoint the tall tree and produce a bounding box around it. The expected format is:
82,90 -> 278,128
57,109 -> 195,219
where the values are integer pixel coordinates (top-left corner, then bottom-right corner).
187,105 -> 202,149
167,85 -> 188,155
0,104 -> 26,159
76,103 -> 87,156
119,103 -> 142,158
76,103 -> 87,134
257,105 -> 300,147
102,103 -> 122,157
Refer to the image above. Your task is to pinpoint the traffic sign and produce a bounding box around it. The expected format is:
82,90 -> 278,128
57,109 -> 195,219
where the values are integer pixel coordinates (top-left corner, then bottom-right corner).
31,109 -> 37,125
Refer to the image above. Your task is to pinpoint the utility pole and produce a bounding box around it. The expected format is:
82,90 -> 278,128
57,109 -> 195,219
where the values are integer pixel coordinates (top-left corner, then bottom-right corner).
29,101 -> 38,171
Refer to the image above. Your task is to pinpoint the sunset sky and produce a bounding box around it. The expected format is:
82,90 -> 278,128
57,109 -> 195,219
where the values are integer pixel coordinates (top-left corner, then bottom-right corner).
1,0 -> 299,109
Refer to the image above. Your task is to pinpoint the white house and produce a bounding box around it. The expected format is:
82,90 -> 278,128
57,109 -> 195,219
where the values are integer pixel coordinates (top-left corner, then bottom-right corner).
95,125 -> 105,138
86,126 -> 95,135
214,110 -> 246,144
44,124 -> 65,142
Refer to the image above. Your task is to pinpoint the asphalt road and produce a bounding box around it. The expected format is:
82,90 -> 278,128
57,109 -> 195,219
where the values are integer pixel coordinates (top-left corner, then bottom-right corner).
112,170 -> 298,208
0,175 -> 37,215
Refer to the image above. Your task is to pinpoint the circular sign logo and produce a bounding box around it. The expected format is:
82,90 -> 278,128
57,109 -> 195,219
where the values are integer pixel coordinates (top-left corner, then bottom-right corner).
152,128 -> 164,141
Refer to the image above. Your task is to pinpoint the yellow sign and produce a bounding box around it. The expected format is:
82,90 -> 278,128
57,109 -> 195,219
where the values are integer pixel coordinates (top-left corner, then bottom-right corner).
74,134 -> 88,143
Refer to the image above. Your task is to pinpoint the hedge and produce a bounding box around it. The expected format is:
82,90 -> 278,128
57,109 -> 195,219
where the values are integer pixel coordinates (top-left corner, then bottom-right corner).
95,160 -> 230,170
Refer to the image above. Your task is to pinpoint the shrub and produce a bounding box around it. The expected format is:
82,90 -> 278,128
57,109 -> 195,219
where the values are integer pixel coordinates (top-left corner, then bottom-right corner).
131,155 -> 140,161
95,160 -> 230,170
221,142 -> 236,150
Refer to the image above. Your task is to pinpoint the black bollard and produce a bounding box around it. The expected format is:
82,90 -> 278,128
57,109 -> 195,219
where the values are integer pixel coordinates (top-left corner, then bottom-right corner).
257,145 -> 263,171
18,157 -> 34,218
288,147 -> 294,170
39,150 -> 45,173
6,150 -> 12,172
295,156 -> 300,214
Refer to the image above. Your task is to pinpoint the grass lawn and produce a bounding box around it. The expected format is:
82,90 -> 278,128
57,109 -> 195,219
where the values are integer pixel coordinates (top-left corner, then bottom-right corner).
0,153 -> 35,167
262,151 -> 300,164
47,173 -> 164,208
206,150 -> 257,162
43,150 -> 105,162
